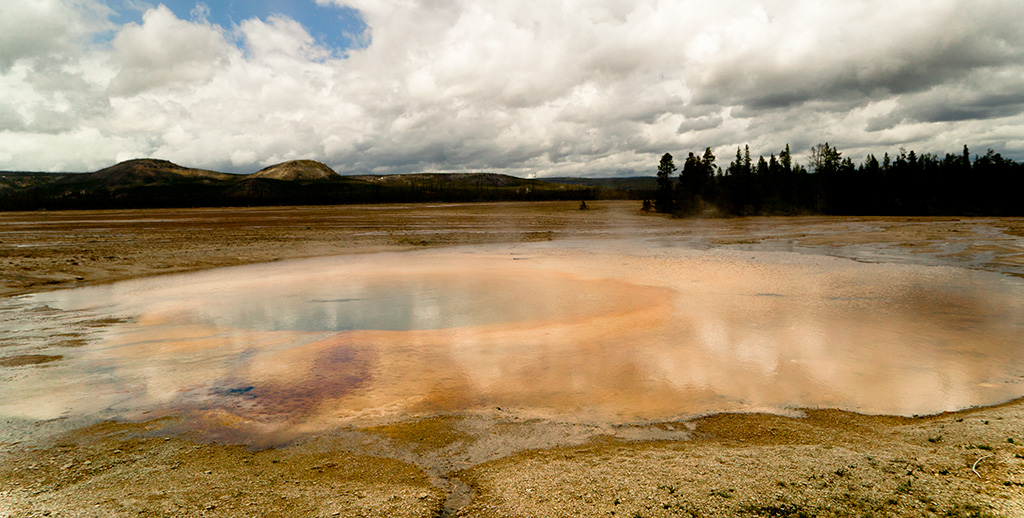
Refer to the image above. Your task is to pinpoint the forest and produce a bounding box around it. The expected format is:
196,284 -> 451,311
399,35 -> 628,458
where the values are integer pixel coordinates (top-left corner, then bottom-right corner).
648,144 -> 1024,216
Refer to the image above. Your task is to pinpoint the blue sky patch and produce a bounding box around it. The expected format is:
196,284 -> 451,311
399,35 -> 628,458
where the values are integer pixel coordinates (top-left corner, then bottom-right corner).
107,0 -> 369,55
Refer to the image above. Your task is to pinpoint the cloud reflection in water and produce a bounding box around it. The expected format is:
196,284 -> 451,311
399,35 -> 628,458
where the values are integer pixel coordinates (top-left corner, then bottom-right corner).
3,241 -> 1024,443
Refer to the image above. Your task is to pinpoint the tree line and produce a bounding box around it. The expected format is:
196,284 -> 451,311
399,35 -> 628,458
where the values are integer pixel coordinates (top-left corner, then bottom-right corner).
646,144 -> 1024,216
0,173 -> 599,211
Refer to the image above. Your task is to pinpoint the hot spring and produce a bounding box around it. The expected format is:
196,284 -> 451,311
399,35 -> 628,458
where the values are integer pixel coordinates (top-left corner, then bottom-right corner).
2,239 -> 1023,443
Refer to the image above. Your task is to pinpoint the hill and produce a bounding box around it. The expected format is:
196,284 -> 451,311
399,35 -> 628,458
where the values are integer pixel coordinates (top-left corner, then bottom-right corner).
0,159 -> 617,210
0,172 -> 72,191
545,177 -> 656,199
351,172 -> 574,191
252,160 -> 340,181
545,176 -> 657,191
81,159 -> 234,186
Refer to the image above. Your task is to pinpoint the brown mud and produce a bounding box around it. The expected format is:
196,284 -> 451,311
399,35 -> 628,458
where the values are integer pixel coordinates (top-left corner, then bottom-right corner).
2,201 -> 1024,517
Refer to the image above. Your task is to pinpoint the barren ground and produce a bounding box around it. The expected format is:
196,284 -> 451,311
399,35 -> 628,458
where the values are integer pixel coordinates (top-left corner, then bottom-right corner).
1,201 -> 1023,517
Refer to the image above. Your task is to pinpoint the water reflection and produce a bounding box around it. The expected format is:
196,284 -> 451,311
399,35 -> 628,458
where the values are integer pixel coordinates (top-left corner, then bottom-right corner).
1,242 -> 1023,443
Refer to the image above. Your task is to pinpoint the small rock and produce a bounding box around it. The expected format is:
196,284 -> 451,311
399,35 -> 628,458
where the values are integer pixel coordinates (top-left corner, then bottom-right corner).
417,492 -> 430,500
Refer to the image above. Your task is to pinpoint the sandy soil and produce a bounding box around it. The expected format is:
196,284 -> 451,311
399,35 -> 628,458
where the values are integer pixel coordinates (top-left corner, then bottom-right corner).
2,201 -> 1023,517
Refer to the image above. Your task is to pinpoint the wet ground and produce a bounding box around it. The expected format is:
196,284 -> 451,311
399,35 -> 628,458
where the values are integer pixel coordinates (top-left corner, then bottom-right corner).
2,202 -> 1024,517
2,240 -> 1024,449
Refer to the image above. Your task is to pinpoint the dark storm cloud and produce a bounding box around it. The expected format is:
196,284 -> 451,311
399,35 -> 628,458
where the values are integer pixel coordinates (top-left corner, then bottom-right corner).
692,3 -> 1024,114
868,82 -> 1024,131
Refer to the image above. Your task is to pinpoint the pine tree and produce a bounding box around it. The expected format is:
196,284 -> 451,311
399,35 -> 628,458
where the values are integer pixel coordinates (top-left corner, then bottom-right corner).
655,153 -> 676,213
780,144 -> 792,172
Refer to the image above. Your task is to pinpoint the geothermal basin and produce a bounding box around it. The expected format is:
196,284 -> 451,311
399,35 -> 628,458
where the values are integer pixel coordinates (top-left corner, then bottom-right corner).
2,238 -> 1023,445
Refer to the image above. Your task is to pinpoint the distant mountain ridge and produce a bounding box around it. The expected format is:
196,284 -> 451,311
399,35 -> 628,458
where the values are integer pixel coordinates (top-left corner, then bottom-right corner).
0,158 -> 646,211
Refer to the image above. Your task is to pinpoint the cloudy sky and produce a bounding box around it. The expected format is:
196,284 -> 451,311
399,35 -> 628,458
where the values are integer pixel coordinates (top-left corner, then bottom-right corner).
2,0 -> 1024,176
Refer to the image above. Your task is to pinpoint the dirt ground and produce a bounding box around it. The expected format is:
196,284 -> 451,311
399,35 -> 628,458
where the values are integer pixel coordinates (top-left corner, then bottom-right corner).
2,201 -> 1023,517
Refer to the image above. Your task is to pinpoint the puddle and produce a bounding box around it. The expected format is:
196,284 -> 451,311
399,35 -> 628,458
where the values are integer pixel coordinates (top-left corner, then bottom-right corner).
1,240 -> 1023,445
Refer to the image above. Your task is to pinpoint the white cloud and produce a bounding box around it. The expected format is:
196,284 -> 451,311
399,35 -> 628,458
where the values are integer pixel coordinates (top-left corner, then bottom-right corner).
0,0 -> 111,70
239,15 -> 332,63
107,5 -> 231,95
189,2 -> 211,24
1,0 -> 1024,175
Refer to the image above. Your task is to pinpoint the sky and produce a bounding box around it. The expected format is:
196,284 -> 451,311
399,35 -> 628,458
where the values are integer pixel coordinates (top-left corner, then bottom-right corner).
2,1 -> 1024,177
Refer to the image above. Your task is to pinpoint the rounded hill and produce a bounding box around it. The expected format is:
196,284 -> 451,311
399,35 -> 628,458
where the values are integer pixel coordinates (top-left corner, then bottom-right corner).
251,160 -> 339,181
65,159 -> 233,188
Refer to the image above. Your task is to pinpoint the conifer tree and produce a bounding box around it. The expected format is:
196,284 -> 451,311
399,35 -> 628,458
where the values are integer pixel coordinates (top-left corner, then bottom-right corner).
655,153 -> 676,213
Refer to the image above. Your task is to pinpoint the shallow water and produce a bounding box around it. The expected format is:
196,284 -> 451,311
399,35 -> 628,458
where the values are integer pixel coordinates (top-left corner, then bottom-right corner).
2,239 -> 1023,444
